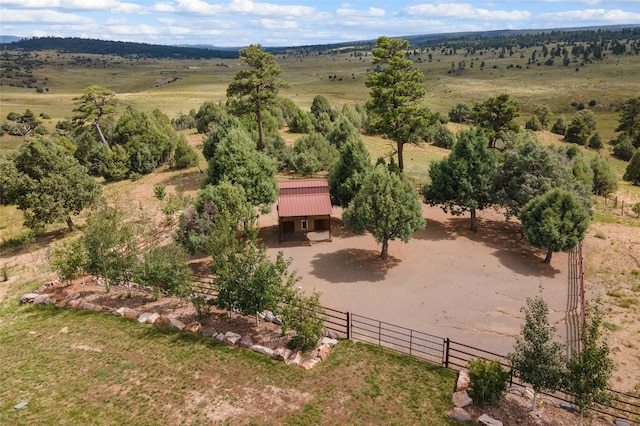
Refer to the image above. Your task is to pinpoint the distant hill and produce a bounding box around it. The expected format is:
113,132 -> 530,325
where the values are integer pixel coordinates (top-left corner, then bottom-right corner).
0,37 -> 239,60
2,24 -> 639,58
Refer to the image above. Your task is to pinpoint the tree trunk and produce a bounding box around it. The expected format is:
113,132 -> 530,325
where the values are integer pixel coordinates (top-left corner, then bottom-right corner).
256,109 -> 265,151
531,390 -> 538,412
94,118 -> 109,147
470,208 -> 477,232
544,249 -> 553,263
397,141 -> 404,172
66,216 -> 75,232
380,239 -> 389,259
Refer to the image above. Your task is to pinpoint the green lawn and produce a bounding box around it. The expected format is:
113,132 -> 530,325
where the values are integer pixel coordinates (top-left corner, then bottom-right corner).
0,302 -> 459,425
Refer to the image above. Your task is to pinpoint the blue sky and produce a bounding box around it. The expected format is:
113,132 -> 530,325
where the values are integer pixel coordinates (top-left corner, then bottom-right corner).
1,1 -> 639,47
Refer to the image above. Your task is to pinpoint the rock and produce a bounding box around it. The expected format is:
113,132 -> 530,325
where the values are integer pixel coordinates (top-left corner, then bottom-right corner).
615,419 -> 631,426
285,351 -> 303,366
524,387 -> 535,400
250,345 -> 275,357
456,370 -> 470,392
452,390 -> 473,408
264,311 -> 275,322
326,330 -> 340,340
272,347 -> 292,361
272,316 -> 283,326
320,337 -> 338,347
257,311 -> 266,320
153,315 -> 171,327
237,335 -> 253,348
215,333 -> 226,342
315,343 -> 332,361
560,402 -> 579,413
34,294 -> 55,305
167,318 -> 185,330
447,407 -> 472,422
299,357 -> 320,370
61,292 -> 81,306
224,331 -> 241,346
20,293 -> 39,304
507,386 -> 522,396
114,307 -> 138,319
82,302 -> 97,311
199,327 -> 218,338
137,312 -> 160,324
478,414 -> 503,426
185,322 -> 201,333
60,326 -> 69,334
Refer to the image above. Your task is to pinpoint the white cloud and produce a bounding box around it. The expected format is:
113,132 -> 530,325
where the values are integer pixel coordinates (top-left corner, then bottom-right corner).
0,8 -> 94,24
260,18 -> 298,30
404,2 -> 530,21
539,8 -> 640,22
152,2 -> 176,13
337,7 -> 385,18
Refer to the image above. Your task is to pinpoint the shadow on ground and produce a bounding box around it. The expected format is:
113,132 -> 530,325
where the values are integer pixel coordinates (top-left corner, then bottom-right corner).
309,248 -> 400,283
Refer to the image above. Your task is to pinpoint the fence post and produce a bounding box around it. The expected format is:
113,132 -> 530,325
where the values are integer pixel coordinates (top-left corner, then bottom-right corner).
444,338 -> 450,368
409,329 -> 413,355
346,311 -> 351,340
378,320 -> 382,346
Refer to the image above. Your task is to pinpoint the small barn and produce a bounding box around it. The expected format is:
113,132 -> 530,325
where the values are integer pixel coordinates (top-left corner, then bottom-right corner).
277,178 -> 332,242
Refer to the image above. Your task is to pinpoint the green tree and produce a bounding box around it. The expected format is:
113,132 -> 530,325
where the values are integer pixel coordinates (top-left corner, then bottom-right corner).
202,116 -> 245,161
288,109 -> 314,133
365,36 -> 427,172
615,96 -> 640,139
292,132 -> 338,175
329,136 -> 373,208
448,102 -> 472,123
563,300 -> 613,426
565,110 -> 597,145
50,238 -> 88,284
472,93 -> 520,147
507,294 -> 565,411
172,136 -> 199,169
525,115 -> 543,131
226,44 -> 289,151
623,150 -> 640,185
203,126 -> 277,213
281,290 -> 326,351
590,156 -> 618,197
327,118 -> 359,149
551,117 -> 567,135
213,239 -> 299,326
467,358 -> 510,407
72,85 -> 117,146
343,164 -> 425,259
195,100 -> 227,134
134,243 -> 192,300
520,189 -> 590,263
310,94 -> 336,121
1,137 -> 102,231
493,133 -> 591,219
83,203 -> 139,292
422,129 -> 496,232
612,136 -> 636,161
533,104 -> 552,129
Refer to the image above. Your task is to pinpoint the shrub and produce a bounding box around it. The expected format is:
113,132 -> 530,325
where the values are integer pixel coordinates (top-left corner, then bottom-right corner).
467,358 -> 510,407
633,202 -> 640,217
613,136 -> 636,161
172,137 -> 199,169
154,184 -> 166,201
430,123 -> 457,149
525,115 -> 542,131
282,291 -> 326,351
551,118 -> 566,135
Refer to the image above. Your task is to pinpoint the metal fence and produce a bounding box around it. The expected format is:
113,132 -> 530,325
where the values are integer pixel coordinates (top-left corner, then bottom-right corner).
189,274 -> 640,423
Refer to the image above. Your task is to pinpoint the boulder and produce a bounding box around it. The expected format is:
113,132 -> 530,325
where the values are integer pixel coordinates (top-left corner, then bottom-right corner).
326,330 -> 340,340
615,419 -> 631,426
20,293 -> 39,304
185,322 -> 201,333
215,333 -> 226,342
82,302 -> 98,311
272,316 -> 283,326
138,312 -> 160,324
452,390 -> 473,408
285,351 -> 303,366
167,318 -> 186,330
237,335 -> 253,348
456,370 -> 470,392
299,357 -> 320,370
320,337 -> 339,347
524,387 -> 535,400
272,347 -> 292,362
61,292 -> 81,306
560,402 -> 579,413
34,294 -> 55,305
199,327 -> 218,338
153,315 -> 171,327
224,331 -> 241,346
114,307 -> 138,319
478,414 -> 503,426
250,345 -> 275,357
264,311 -> 275,322
447,407 -> 472,422
315,343 -> 332,361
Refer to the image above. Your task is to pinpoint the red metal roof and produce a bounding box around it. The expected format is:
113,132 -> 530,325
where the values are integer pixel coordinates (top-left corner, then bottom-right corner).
278,179 -> 332,218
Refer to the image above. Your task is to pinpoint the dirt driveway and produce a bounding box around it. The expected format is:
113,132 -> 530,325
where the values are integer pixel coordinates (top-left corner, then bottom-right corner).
261,205 -> 569,356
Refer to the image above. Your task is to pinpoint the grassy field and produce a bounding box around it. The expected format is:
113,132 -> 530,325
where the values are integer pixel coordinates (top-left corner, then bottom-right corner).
0,302 -> 458,425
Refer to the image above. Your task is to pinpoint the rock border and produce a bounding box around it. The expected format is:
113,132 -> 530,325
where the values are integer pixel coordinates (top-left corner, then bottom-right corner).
20,281 -> 339,370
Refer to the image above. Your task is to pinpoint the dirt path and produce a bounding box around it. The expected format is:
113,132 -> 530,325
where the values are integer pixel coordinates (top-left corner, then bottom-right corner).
261,205 -> 569,356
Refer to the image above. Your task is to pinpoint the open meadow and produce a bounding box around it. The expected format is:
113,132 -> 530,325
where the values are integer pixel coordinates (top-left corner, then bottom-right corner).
1,36 -> 640,423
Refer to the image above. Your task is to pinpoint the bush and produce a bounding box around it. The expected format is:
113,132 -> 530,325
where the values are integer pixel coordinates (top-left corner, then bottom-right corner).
613,137 -> 636,161
551,118 -> 566,135
467,358 -> 510,407
525,115 -> 543,131
430,123 -> 457,149
172,137 -> 199,169
154,184 -> 166,200
282,291 -> 325,351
